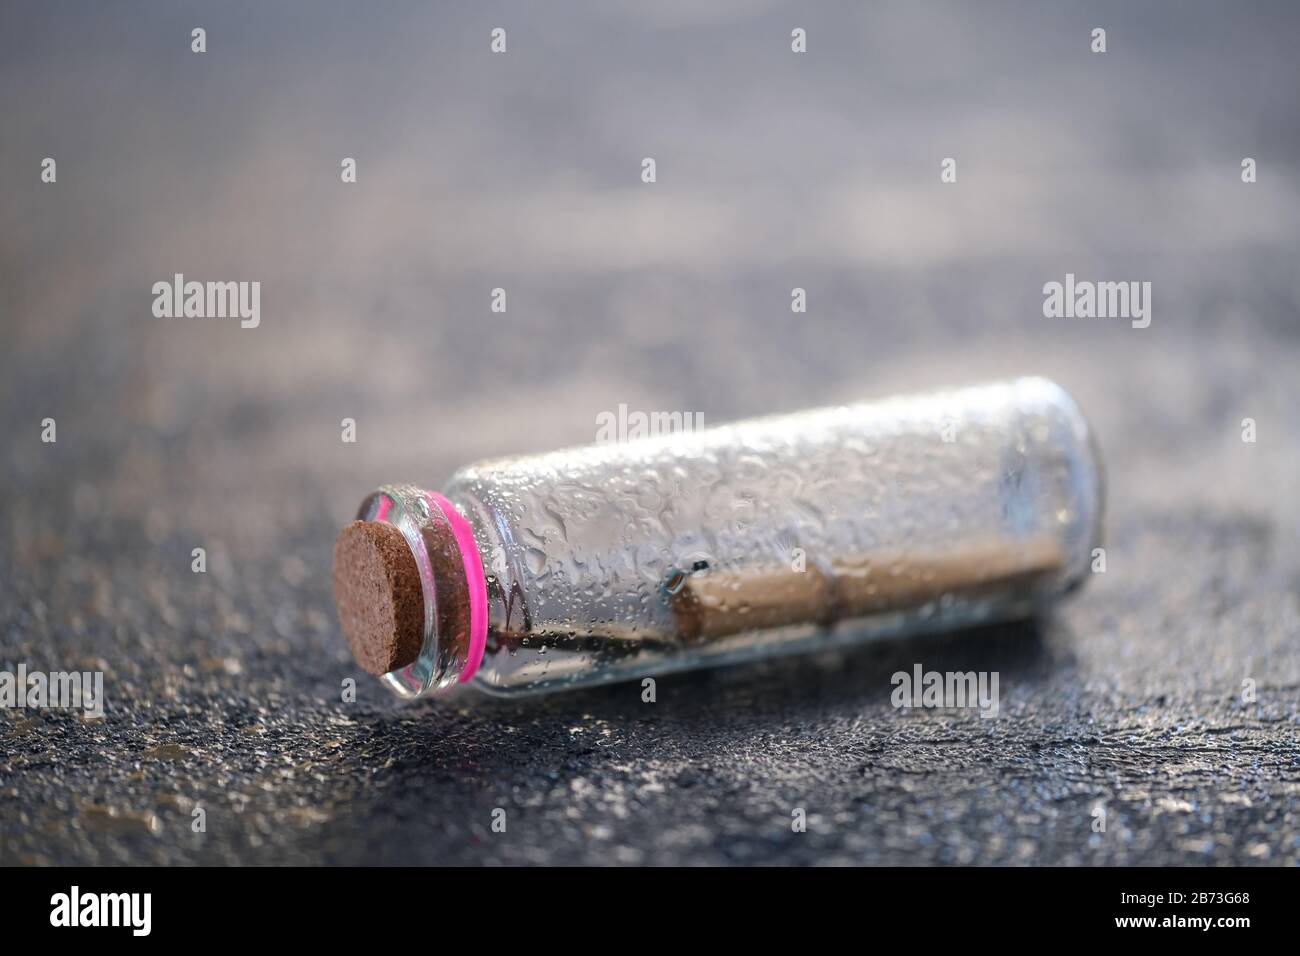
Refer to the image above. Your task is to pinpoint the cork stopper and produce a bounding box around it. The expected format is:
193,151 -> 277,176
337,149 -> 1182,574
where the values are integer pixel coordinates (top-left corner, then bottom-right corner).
332,520 -> 425,675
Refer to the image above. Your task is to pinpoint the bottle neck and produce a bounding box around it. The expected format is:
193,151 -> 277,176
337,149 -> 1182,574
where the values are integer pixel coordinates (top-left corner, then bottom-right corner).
354,484 -> 487,698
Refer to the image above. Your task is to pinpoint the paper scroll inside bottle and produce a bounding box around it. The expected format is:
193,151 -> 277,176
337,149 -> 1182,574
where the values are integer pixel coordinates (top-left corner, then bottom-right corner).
668,537 -> 1064,645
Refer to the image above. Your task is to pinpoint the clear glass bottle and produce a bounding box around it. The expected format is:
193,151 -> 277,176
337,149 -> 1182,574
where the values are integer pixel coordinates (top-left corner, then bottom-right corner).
337,377 -> 1104,699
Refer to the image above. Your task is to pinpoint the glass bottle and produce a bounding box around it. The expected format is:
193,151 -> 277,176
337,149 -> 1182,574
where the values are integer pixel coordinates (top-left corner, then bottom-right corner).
333,377 -> 1104,699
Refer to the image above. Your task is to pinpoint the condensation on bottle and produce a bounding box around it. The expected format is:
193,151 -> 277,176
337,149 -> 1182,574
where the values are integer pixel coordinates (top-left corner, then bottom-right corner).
340,377 -> 1104,699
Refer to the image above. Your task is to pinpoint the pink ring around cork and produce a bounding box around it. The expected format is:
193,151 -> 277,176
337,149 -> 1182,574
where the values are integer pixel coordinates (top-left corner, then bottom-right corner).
424,490 -> 488,683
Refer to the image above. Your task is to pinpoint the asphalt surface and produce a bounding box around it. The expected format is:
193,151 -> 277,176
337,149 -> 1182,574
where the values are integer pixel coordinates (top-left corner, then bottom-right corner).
2,2 -> 1298,865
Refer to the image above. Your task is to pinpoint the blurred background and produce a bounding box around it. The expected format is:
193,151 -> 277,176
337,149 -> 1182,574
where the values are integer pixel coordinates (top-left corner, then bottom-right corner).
1,1 -> 1298,865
